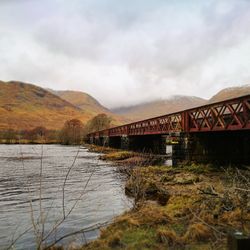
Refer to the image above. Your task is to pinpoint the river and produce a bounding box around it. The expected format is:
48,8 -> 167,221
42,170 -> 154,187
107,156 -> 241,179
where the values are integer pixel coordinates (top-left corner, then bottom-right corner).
0,144 -> 131,249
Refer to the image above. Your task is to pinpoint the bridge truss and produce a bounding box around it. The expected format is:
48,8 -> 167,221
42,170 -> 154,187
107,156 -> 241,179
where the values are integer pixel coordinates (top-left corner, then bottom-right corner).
89,95 -> 250,138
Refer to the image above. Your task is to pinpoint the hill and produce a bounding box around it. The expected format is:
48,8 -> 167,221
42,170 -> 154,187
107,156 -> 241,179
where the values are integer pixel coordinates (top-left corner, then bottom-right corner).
1,81 -> 248,131
48,89 -> 129,125
49,90 -> 110,116
112,85 -> 250,122
0,81 -> 93,130
209,85 -> 250,103
112,95 -> 206,121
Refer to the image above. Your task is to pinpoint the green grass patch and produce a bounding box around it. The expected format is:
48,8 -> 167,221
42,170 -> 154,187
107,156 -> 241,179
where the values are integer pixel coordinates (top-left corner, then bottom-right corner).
121,227 -> 159,250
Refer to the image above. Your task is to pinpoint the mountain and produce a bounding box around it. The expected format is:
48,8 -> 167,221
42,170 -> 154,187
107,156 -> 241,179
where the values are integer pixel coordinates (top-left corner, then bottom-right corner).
112,85 -> 250,122
209,85 -> 250,103
48,90 -> 110,115
1,81 -> 248,131
112,95 -> 206,121
0,81 -> 127,131
48,89 -> 129,125
0,81 -> 93,130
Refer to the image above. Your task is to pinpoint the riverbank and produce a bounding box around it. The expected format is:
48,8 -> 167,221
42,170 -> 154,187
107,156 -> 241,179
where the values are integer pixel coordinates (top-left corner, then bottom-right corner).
0,139 -> 60,144
78,145 -> 250,250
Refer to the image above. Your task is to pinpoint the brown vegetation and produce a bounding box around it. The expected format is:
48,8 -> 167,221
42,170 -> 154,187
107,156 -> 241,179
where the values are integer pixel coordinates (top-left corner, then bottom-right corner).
79,148 -> 250,250
0,81 -> 91,131
0,127 -> 59,144
84,113 -> 112,133
59,119 -> 84,145
0,81 -> 125,132
50,90 -> 111,115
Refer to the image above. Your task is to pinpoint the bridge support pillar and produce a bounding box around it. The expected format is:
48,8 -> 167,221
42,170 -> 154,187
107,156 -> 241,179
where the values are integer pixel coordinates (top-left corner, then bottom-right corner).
102,136 -> 109,147
89,136 -> 94,144
121,135 -> 130,150
162,133 -> 190,166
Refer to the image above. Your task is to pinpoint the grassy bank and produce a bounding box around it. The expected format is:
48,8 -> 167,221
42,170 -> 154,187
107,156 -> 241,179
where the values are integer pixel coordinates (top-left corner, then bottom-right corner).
80,146 -> 250,250
50,145 -> 250,249
86,144 -> 166,166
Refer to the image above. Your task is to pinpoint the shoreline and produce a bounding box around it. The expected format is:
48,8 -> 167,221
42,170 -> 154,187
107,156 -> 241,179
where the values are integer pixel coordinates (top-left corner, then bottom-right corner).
0,140 -> 84,145
2,143 -> 249,249
78,144 -> 250,250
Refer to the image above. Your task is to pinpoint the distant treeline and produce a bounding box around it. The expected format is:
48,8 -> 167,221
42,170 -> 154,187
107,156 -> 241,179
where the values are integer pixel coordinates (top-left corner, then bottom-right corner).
0,127 -> 60,144
0,113 -> 112,145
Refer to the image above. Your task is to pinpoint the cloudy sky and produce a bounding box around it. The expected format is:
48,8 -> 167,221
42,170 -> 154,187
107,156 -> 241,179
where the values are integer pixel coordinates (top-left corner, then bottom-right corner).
0,0 -> 250,108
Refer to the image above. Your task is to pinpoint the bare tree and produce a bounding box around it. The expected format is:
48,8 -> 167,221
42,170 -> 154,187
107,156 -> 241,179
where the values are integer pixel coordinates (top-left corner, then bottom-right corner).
60,119 -> 84,145
85,114 -> 112,134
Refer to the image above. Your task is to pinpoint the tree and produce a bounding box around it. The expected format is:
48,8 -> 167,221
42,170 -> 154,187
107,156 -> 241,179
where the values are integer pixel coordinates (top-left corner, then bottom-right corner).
25,126 -> 48,143
1,129 -> 17,143
60,119 -> 84,145
85,113 -> 112,133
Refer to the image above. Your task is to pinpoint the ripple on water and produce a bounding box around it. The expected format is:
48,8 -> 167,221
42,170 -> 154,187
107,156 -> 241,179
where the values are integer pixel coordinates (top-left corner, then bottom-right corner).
0,144 -> 131,249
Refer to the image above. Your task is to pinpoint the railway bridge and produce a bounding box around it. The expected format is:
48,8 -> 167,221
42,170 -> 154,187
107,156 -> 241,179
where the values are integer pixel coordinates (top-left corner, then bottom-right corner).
87,95 -> 250,165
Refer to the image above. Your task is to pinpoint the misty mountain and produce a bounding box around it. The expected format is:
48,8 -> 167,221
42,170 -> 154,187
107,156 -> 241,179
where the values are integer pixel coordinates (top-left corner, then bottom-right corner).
209,85 -> 250,103
112,95 -> 206,121
111,85 -> 250,122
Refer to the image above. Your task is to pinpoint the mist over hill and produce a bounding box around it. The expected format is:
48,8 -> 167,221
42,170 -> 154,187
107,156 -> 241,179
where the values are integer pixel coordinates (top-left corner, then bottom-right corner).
208,85 -> 250,103
112,95 -> 206,121
111,85 -> 250,121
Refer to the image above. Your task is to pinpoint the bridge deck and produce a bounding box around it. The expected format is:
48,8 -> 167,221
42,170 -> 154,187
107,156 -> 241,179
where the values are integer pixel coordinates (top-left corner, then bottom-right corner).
88,95 -> 250,138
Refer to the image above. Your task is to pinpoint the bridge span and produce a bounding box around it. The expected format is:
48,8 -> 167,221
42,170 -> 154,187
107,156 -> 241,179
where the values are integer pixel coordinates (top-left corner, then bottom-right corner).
87,95 -> 250,165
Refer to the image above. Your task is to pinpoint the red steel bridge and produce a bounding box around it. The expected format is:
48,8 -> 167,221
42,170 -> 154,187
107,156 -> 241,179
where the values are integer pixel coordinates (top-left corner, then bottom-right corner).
88,94 -> 250,139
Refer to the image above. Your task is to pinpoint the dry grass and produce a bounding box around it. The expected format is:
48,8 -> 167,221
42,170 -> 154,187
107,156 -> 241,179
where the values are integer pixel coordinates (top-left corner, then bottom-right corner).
86,144 -> 118,154
116,203 -> 171,226
165,195 -> 197,218
183,223 -> 213,242
100,151 -> 136,161
60,151 -> 250,250
220,208 -> 244,226
106,231 -> 123,248
157,228 -> 183,247
101,163 -> 248,249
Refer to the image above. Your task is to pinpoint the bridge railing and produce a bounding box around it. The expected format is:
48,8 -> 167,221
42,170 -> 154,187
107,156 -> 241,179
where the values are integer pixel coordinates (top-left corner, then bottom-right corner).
187,95 -> 250,132
87,94 -> 250,138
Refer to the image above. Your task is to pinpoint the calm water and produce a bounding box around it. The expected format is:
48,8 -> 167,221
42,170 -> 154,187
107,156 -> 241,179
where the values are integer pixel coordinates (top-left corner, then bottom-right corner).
0,145 -> 131,249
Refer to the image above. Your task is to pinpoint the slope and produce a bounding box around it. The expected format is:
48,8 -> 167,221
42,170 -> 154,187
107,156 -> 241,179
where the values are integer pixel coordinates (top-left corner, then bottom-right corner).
0,81 -> 93,130
49,89 -> 129,125
50,90 -> 110,115
112,95 -> 206,121
209,85 -> 250,103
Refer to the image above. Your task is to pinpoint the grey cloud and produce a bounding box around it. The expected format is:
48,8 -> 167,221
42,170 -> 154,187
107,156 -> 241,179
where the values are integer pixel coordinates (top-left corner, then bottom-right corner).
0,0 -> 250,108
